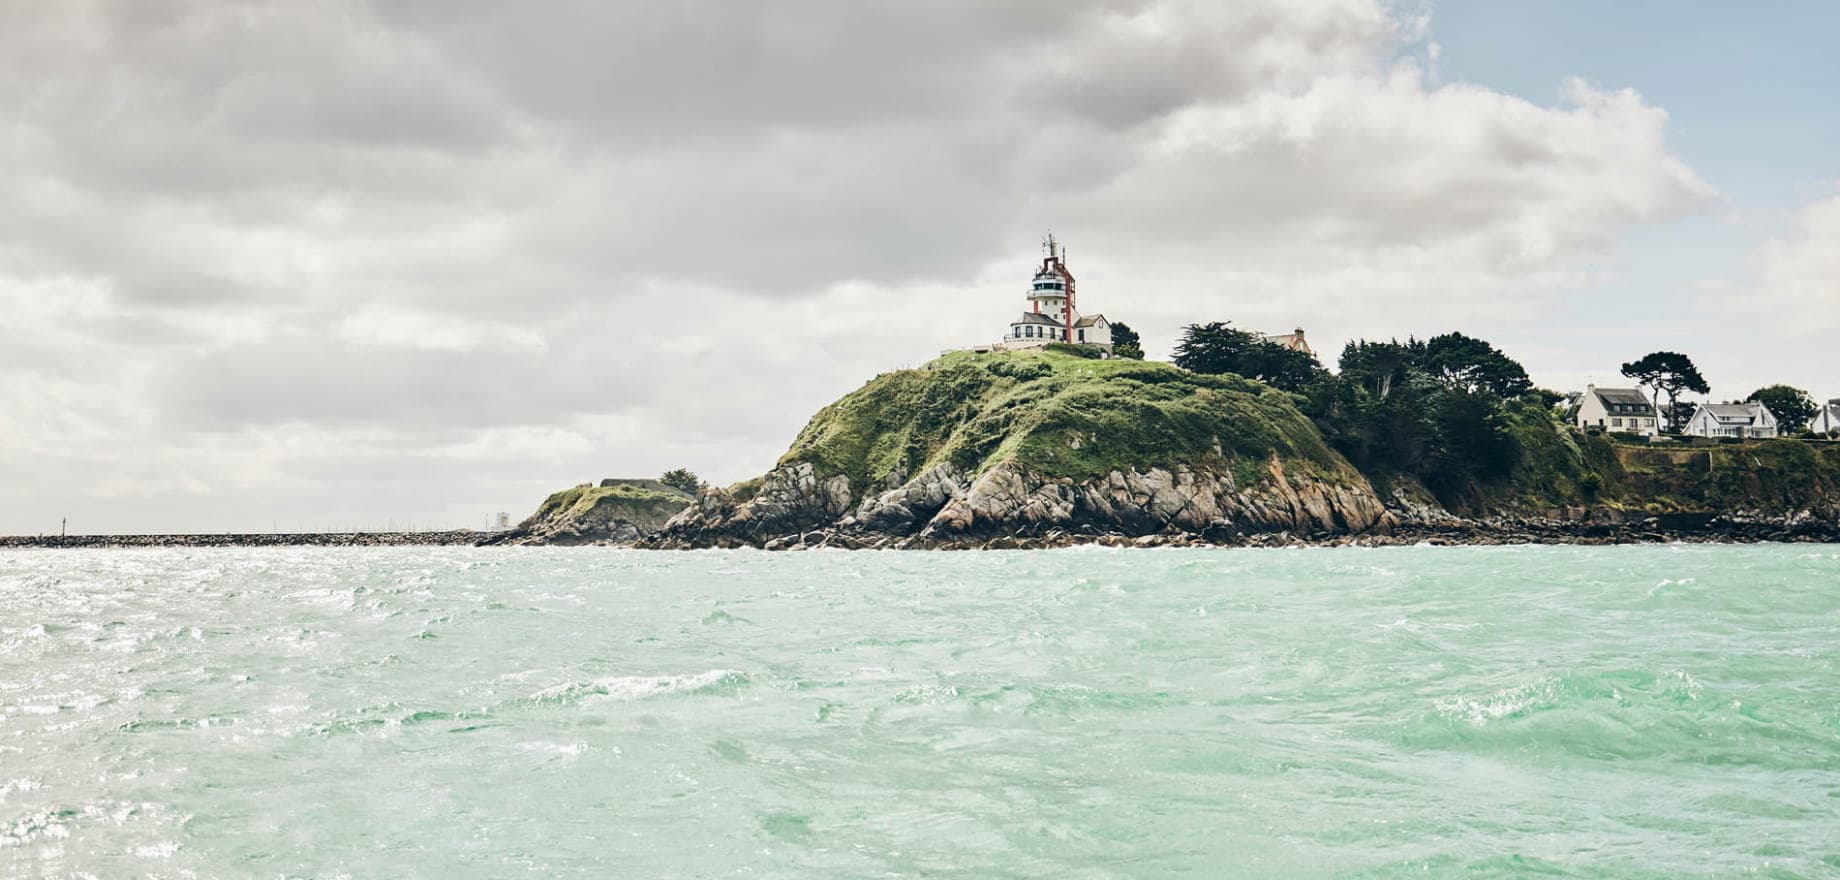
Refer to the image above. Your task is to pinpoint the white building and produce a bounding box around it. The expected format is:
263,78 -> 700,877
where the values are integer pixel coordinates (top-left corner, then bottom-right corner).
1257,328 -> 1314,357
997,235 -> 1112,350
1682,402 -> 1779,439
1575,385 -> 1660,436
1809,399 -> 1840,436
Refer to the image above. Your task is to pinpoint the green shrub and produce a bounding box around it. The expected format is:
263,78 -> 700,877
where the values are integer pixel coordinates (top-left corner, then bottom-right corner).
1231,456 -> 1265,488
985,359 -> 1052,381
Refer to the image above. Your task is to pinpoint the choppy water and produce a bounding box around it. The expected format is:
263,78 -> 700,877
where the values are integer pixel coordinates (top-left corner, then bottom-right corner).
3,545 -> 1838,878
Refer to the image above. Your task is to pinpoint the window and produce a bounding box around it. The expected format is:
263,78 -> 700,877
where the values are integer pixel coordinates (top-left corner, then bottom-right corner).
1612,418 -> 1623,427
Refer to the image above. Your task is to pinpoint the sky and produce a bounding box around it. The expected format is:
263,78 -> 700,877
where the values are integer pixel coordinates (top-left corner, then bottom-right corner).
1,0 -> 1836,535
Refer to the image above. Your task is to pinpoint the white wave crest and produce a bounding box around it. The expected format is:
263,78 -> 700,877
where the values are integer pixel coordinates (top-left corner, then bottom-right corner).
528,669 -> 747,705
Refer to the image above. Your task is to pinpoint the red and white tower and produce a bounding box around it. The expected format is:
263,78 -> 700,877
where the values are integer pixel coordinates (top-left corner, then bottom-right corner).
998,233 -> 1112,351
1027,233 -> 1077,343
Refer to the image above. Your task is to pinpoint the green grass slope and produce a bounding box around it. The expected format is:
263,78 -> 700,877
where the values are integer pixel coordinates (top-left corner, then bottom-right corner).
776,349 -> 1357,492
524,482 -> 692,532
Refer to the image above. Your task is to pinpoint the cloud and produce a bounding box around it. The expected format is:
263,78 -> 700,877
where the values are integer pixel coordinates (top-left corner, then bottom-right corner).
0,0 -> 1718,532
1706,188 -> 1840,337
337,306 -> 546,353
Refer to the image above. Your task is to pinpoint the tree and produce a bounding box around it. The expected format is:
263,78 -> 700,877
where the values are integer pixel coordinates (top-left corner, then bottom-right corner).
659,468 -> 703,495
1747,385 -> 1819,434
1337,339 -> 1418,400
1418,332 -> 1533,399
1421,389 -> 1521,500
1172,322 -> 1254,375
1620,352 -> 1710,433
1108,321 -> 1144,359
1172,322 -> 1321,392
1305,335 -> 1531,507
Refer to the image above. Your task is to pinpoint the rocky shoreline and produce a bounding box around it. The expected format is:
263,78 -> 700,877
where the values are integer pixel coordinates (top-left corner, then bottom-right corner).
729,514 -> 1840,551
2,518 -> 1833,551
0,530 -> 486,549
630,460 -> 1840,551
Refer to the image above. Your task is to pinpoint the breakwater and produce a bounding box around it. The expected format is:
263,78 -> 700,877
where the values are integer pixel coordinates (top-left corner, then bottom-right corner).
0,530 -> 485,549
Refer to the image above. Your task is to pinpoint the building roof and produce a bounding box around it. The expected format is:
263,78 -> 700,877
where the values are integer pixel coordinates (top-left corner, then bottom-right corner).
1074,314 -> 1108,328
1246,329 -> 1311,357
1698,402 -> 1769,422
1590,387 -> 1651,407
1013,312 -> 1062,326
1582,386 -> 1655,417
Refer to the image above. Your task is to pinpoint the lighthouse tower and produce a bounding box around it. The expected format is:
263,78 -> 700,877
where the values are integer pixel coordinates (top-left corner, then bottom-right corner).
1002,234 -> 1112,350
1028,234 -> 1076,342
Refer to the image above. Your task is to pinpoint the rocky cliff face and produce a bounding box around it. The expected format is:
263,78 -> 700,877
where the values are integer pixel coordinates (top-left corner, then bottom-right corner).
647,462 -> 853,548
646,457 -> 1406,549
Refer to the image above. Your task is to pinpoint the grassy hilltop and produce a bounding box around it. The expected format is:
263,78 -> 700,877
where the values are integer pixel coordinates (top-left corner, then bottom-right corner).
774,347 -> 1359,494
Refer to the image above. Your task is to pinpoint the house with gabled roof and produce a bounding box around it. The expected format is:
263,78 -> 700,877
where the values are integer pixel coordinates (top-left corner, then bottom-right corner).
1683,402 -> 1779,439
1258,328 -> 1314,357
1809,399 -> 1840,437
1574,385 -> 1660,436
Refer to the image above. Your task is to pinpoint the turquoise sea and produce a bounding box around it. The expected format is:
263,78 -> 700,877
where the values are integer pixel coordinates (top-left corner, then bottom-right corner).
2,545 -> 1837,878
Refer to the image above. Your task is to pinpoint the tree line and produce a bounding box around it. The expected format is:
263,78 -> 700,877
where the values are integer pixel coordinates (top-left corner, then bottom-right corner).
1162,322 -> 1831,505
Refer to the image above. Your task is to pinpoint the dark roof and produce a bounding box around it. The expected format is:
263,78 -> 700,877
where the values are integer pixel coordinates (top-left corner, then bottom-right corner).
1013,312 -> 1062,326
1074,314 -> 1108,328
1592,387 -> 1652,408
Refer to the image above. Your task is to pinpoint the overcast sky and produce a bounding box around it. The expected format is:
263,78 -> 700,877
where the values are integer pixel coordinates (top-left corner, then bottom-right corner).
3,0 -> 1836,534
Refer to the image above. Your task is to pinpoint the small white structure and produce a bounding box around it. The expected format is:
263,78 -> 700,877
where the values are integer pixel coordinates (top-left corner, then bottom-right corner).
1683,402 -> 1779,439
995,234 -> 1112,351
1575,385 -> 1660,436
1809,399 -> 1840,436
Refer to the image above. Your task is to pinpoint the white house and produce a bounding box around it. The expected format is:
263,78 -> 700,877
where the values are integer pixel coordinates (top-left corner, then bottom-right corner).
1575,385 -> 1660,436
1683,402 -> 1779,439
1257,328 -> 1314,357
1809,399 -> 1840,436
996,234 -> 1112,351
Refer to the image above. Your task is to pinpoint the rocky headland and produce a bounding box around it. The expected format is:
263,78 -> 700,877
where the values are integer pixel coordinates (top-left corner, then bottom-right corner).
508,349 -> 1840,549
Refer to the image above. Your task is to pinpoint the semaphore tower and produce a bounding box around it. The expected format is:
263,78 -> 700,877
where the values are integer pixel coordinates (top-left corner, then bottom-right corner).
1001,233 -> 1112,350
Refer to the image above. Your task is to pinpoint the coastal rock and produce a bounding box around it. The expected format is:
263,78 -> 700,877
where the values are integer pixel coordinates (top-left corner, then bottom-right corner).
654,455 -> 1398,549
649,462 -> 852,548
850,463 -> 968,532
